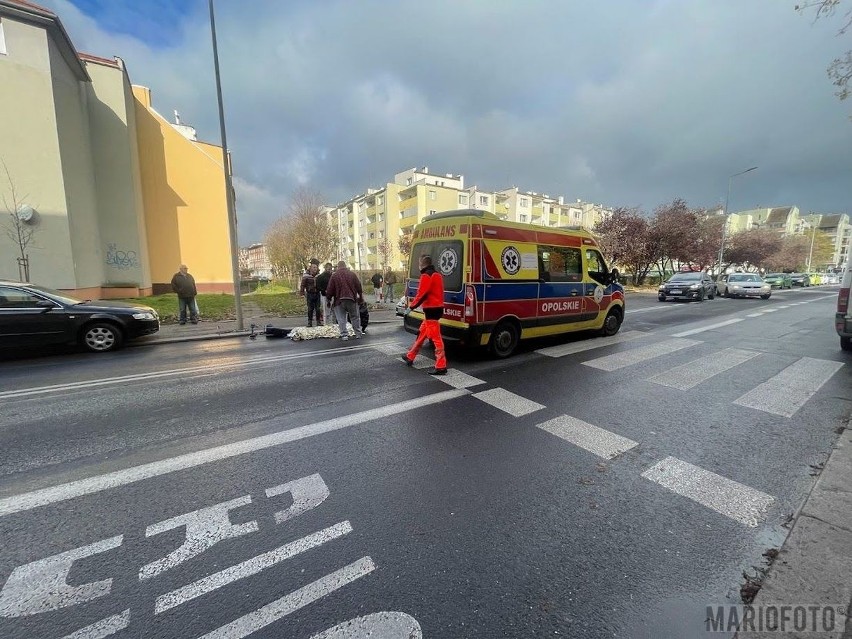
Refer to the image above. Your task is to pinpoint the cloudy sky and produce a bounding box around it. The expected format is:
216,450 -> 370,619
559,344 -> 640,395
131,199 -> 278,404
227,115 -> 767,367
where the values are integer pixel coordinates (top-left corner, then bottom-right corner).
39,0 -> 852,243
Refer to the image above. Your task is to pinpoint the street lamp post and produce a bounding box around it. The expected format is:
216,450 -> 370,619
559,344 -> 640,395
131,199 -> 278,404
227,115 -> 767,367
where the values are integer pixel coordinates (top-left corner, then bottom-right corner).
716,166 -> 758,273
806,218 -> 818,273
209,0 -> 243,330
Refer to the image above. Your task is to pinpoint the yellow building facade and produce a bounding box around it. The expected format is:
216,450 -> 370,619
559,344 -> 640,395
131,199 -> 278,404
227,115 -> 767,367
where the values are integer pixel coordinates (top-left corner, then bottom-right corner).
0,0 -> 234,296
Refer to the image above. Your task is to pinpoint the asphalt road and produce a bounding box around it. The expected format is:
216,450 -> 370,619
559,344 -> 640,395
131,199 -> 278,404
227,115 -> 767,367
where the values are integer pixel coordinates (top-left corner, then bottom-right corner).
0,286 -> 849,638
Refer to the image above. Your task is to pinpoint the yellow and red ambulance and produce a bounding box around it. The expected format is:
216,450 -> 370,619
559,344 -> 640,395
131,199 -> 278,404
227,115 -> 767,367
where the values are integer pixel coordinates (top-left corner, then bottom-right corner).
403,209 -> 624,357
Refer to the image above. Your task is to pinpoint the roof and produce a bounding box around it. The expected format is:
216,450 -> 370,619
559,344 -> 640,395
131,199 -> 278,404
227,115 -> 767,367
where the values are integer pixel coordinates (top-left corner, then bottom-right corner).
0,0 -> 90,81
0,0 -> 54,16
78,52 -> 120,69
818,214 -> 843,228
766,207 -> 792,226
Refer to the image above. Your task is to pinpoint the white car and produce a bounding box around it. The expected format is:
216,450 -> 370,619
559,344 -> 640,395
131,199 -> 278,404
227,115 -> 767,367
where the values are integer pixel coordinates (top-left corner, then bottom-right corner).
395,297 -> 407,317
717,273 -> 771,299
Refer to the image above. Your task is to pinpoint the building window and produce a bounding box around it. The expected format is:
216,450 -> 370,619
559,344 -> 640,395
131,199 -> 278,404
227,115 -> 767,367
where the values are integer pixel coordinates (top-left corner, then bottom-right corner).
479,195 -> 489,206
520,197 -> 529,208
378,213 -> 384,221
369,232 -> 375,239
379,230 -> 384,239
377,195 -> 383,205
459,194 -> 468,205
0,19 -> 6,55
429,190 -> 436,201
406,177 -> 413,186
519,214 -> 528,222
429,209 -> 437,215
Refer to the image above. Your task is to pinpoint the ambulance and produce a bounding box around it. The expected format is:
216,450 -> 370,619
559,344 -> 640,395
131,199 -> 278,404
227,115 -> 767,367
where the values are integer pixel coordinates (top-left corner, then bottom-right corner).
403,209 -> 625,357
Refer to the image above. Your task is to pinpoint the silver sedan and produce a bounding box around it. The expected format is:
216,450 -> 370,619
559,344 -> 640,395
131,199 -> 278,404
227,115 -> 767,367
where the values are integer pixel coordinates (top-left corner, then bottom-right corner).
717,273 -> 772,299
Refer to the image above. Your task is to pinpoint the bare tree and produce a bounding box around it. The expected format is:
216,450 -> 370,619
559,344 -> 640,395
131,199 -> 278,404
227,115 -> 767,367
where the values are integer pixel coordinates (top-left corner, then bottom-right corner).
397,232 -> 413,268
1,162 -> 40,281
797,1 -> 852,111
264,187 -> 338,287
377,237 -> 394,270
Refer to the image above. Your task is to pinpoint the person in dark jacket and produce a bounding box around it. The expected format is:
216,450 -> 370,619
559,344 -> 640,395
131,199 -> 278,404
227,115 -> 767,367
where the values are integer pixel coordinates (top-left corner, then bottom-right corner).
358,300 -> 370,333
325,261 -> 364,340
402,254 -> 447,374
299,259 -> 323,327
316,262 -> 333,317
170,264 -> 199,325
370,271 -> 383,302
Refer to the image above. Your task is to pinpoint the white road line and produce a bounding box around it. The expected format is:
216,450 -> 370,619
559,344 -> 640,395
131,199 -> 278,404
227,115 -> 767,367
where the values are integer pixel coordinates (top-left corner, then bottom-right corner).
746,313 -> 762,318
0,344 -> 389,400
0,388 -> 469,517
761,308 -> 779,313
535,331 -> 646,358
436,369 -> 487,389
198,557 -> 376,639
776,305 -> 791,309
670,318 -> 743,337
411,355 -> 435,370
627,305 -> 680,314
734,357 -> 844,418
582,338 -> 700,372
62,609 -> 131,639
536,415 -> 637,459
155,521 -> 352,614
648,348 -> 761,390
472,388 -> 544,417
641,457 -> 774,527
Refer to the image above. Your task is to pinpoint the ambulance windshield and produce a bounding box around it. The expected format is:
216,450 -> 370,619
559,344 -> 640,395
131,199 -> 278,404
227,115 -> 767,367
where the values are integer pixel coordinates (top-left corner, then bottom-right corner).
410,240 -> 464,292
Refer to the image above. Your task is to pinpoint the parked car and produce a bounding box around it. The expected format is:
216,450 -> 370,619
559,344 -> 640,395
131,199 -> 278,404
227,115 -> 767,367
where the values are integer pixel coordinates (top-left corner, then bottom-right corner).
808,273 -> 823,286
825,274 -> 839,285
790,273 -> 811,287
396,296 -> 408,317
763,273 -> 792,289
0,281 -> 159,353
658,272 -> 716,302
717,273 -> 771,299
837,268 -> 851,352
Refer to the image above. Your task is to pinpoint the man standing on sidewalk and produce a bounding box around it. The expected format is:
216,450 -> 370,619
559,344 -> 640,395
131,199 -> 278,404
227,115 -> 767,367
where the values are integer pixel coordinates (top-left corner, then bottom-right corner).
299,259 -> 323,327
370,271 -> 384,302
316,262 -> 333,319
325,261 -> 364,341
384,269 -> 397,303
402,254 -> 447,375
170,264 -> 199,325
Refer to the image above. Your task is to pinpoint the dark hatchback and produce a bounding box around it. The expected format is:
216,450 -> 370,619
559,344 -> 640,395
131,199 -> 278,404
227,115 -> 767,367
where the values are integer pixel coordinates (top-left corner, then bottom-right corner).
0,281 -> 159,353
658,272 -> 716,302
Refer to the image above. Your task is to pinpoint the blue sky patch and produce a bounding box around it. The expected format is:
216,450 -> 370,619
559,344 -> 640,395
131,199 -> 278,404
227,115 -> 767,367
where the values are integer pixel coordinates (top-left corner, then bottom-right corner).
67,0 -> 201,46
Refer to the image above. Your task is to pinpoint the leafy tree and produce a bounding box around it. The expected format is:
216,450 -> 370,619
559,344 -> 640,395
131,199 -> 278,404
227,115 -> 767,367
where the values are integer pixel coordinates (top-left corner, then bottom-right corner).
594,207 -> 656,285
397,232 -> 413,268
797,1 -> 852,113
649,199 -> 696,275
725,227 -> 783,270
264,188 -> 337,286
692,212 -> 726,270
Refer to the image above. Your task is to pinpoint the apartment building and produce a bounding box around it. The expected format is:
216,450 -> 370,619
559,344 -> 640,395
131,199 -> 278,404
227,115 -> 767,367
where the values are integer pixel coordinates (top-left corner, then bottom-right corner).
239,243 -> 273,280
804,213 -> 851,269
328,167 -> 610,271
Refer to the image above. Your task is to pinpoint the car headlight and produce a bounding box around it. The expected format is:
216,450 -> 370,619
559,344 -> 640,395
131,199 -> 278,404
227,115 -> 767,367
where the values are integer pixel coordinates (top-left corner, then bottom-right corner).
132,312 -> 156,320
689,284 -> 700,289
659,284 -> 665,290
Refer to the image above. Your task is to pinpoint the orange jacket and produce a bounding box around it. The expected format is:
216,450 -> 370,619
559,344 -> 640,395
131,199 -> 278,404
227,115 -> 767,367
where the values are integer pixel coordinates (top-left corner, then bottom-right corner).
410,266 -> 444,319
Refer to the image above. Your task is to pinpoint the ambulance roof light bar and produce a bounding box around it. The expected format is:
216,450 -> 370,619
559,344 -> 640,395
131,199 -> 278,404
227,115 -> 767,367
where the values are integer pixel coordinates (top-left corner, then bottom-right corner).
426,209 -> 498,221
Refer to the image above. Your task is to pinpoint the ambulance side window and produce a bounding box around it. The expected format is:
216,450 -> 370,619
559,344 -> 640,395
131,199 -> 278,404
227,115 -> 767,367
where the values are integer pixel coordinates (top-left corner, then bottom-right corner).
539,246 -> 582,283
585,249 -> 609,285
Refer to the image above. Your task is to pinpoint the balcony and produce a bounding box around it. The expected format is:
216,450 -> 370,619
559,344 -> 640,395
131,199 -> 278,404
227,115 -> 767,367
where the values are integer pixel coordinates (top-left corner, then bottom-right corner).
400,206 -> 419,219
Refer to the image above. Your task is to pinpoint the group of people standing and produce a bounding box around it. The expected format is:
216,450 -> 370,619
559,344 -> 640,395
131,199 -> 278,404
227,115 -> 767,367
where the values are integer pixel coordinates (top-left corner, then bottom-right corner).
299,259 -> 369,341
298,255 -> 447,375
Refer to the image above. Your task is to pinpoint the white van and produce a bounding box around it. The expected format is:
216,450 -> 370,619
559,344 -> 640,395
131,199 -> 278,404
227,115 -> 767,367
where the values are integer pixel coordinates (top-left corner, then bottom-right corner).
837,267 -> 851,351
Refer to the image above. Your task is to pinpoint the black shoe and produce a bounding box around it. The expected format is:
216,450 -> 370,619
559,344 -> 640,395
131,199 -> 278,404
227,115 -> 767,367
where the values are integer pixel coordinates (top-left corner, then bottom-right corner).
428,368 -> 448,376
401,355 -> 414,367
191,320 -> 198,324
179,321 -> 186,325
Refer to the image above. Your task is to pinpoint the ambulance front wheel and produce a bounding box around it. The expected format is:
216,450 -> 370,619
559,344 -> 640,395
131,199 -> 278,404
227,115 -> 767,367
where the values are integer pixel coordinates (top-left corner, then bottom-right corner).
489,320 -> 519,358
599,308 -> 623,337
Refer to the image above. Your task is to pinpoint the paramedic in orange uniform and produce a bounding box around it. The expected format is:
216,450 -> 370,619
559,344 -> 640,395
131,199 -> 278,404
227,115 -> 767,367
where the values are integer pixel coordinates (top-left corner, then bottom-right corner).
402,254 -> 448,375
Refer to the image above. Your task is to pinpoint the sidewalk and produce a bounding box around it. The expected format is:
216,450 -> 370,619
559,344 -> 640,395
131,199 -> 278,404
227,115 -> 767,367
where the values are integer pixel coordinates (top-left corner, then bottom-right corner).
133,301 -> 401,347
737,419 -> 852,639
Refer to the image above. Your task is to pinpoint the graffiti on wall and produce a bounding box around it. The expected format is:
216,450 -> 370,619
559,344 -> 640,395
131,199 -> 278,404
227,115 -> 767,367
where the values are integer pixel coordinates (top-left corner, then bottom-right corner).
105,243 -> 140,271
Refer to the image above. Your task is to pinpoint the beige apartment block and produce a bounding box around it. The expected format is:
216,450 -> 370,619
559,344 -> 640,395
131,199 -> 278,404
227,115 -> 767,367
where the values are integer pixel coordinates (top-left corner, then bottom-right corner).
730,206 -> 807,236
804,213 -> 851,268
328,166 -> 610,272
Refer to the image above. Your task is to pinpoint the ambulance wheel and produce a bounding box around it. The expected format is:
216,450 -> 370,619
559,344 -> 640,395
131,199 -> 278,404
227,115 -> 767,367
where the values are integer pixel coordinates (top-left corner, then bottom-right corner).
489,320 -> 519,358
599,308 -> 622,337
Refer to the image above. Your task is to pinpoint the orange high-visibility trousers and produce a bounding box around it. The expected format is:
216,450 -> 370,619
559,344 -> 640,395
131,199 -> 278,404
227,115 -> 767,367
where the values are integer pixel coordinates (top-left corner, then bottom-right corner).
407,318 -> 447,369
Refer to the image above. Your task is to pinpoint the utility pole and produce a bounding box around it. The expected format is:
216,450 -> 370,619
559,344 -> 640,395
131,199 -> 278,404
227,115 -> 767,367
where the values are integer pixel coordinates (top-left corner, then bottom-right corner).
209,0 -> 243,330
806,217 -> 818,273
717,166 -> 758,273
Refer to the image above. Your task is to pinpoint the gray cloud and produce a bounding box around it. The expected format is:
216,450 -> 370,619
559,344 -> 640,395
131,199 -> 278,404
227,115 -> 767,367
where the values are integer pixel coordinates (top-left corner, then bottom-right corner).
44,0 -> 852,242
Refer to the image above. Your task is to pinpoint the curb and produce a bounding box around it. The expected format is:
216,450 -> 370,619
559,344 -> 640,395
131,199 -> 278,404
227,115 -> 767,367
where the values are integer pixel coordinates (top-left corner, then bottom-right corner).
735,418 -> 852,639
132,318 -> 400,347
